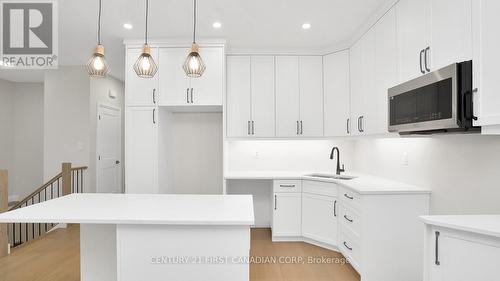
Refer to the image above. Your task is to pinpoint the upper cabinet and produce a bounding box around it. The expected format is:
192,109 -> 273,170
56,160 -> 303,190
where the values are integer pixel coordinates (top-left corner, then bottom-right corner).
323,50 -> 350,137
159,46 -> 224,106
226,56 -> 275,137
276,56 -> 323,137
126,47 -> 159,107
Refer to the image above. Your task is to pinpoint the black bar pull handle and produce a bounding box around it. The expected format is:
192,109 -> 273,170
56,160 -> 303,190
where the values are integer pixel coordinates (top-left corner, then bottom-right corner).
333,200 -> 337,217
274,195 -> 277,210
435,231 -> 440,265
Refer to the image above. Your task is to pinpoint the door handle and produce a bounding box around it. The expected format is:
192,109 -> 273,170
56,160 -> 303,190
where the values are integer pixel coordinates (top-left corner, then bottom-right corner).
274,195 -> 277,210
357,116 -> 361,132
152,108 -> 156,124
152,89 -> 156,104
333,200 -> 337,217
424,47 -> 431,72
190,88 -> 194,104
419,49 -> 425,74
344,193 -> 354,200
435,231 -> 440,265
186,88 -> 190,103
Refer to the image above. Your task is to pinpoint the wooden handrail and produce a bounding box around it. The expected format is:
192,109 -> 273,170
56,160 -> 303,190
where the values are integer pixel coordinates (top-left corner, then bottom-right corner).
71,166 -> 88,171
8,172 -> 62,211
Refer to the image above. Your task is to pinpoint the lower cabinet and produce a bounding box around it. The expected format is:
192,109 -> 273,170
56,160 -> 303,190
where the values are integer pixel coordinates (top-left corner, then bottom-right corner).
423,222 -> 500,281
271,180 -> 302,239
301,192 -> 338,246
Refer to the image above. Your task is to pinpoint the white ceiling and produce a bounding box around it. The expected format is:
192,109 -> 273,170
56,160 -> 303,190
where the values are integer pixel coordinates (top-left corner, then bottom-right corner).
0,0 -> 395,82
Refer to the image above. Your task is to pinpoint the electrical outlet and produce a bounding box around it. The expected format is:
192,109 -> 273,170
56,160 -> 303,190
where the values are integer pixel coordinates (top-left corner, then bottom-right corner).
402,152 -> 409,166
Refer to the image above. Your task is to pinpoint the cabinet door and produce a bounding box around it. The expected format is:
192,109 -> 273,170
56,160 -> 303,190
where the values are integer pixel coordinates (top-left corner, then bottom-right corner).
429,0 -> 472,71
324,51 -> 350,137
396,0 -> 431,82
299,56 -> 324,137
126,48 -> 159,106
190,47 -> 224,105
276,56 -> 300,137
272,193 -> 301,237
302,193 -> 338,246
251,56 -> 276,137
349,38 -> 363,136
125,107 -> 158,194
226,56 -> 251,137
158,48 -> 191,105
472,0 -> 500,127
374,7 -> 398,134
429,230 -> 500,281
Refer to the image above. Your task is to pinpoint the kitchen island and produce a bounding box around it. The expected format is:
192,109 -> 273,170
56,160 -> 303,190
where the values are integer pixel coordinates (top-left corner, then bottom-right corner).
0,193 -> 255,281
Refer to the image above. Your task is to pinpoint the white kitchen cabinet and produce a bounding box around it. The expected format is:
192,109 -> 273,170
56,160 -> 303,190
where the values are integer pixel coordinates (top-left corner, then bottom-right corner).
396,0 -> 431,82
373,7 -> 398,134
126,48 -> 159,106
299,56 -> 324,137
125,107 -> 158,194
422,216 -> 500,281
275,56 -> 323,137
429,0 -> 472,71
159,47 -> 223,106
323,50 -> 350,136
302,192 -> 338,246
276,56 -> 301,137
472,0 -> 500,130
226,56 -> 275,137
272,193 -> 301,238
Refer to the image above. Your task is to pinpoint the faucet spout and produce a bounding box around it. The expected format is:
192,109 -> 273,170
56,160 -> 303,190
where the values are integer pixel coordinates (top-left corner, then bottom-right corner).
330,147 -> 345,175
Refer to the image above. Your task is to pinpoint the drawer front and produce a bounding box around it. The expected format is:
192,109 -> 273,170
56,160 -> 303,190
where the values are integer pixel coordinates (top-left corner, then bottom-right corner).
339,186 -> 361,210
340,228 -> 362,271
273,180 -> 302,193
302,180 -> 338,197
339,203 -> 361,238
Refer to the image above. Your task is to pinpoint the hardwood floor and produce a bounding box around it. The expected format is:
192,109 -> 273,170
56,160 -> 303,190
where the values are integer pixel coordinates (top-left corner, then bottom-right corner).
0,225 -> 359,281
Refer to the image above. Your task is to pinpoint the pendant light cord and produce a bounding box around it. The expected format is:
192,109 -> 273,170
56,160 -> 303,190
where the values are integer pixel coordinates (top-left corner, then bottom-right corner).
97,0 -> 102,45
192,0 -> 196,44
145,0 -> 149,45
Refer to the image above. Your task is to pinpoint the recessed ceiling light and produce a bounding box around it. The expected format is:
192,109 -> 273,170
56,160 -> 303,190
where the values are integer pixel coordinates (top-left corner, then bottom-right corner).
302,23 -> 311,30
212,22 -> 222,29
123,23 -> 133,30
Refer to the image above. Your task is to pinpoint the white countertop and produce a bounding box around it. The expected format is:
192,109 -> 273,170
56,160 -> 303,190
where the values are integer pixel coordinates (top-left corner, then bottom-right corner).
420,215 -> 500,238
225,171 -> 431,195
0,193 -> 255,226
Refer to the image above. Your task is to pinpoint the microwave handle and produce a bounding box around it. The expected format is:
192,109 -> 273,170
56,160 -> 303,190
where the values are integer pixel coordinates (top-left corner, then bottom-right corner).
463,89 -> 478,121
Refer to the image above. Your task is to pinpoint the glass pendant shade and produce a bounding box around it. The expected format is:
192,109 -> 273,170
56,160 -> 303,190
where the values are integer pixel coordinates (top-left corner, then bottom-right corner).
134,44 -> 158,78
86,44 -> 109,78
183,43 -> 206,78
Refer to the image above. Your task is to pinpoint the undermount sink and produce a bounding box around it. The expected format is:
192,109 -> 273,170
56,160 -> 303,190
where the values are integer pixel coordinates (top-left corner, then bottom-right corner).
305,173 -> 357,180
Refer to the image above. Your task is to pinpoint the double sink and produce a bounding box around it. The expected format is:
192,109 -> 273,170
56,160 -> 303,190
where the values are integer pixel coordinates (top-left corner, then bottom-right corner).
305,173 -> 357,181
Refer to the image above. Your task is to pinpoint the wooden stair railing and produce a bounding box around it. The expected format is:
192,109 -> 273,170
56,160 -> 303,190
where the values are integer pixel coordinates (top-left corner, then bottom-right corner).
4,163 -> 87,250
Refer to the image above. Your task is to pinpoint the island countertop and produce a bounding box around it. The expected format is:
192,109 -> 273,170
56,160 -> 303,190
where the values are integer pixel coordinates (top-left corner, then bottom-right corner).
0,193 -> 255,226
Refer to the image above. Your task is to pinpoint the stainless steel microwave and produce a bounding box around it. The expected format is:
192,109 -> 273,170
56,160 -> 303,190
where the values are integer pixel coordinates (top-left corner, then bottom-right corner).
388,61 -> 479,134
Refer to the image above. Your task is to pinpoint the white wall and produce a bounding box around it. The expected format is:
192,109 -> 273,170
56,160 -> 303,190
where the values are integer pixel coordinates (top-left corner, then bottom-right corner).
43,66 -> 90,180
353,136 -> 500,215
0,79 -> 15,195
89,77 -> 125,193
226,139 -> 354,173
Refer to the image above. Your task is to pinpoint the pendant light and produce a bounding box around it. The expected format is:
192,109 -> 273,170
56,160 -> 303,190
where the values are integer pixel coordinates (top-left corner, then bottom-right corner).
134,0 -> 158,78
86,0 -> 109,77
183,0 -> 206,78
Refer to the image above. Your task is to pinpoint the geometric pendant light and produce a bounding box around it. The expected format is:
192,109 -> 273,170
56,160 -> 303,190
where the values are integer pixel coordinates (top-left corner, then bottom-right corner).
86,0 -> 110,77
134,0 -> 158,78
183,0 -> 206,78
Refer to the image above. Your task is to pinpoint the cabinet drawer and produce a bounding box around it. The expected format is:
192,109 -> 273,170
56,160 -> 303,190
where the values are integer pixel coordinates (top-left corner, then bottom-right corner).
339,203 -> 361,238
340,228 -> 362,271
302,180 -> 338,197
273,180 -> 302,193
339,186 -> 361,210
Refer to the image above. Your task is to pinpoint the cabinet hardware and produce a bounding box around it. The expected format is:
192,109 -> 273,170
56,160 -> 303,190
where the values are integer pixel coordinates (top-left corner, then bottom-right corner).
424,47 -> 431,72
152,89 -> 156,104
274,195 -> 277,210
435,231 -> 440,265
344,193 -> 354,200
346,118 -> 350,134
470,89 -> 479,121
357,116 -> 361,132
190,88 -> 194,103
344,215 -> 353,223
152,108 -> 156,124
279,184 -> 295,188
248,121 -> 251,135
115,160 -> 120,165
186,88 -> 190,103
419,49 -> 425,74
359,116 -> 364,132
252,121 -> 255,135
333,200 -> 337,217
296,121 -> 300,135
300,121 -> 303,135
343,241 -> 352,251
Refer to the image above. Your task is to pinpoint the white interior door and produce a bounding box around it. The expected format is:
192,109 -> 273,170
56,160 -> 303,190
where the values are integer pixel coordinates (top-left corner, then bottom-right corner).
97,105 -> 122,193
